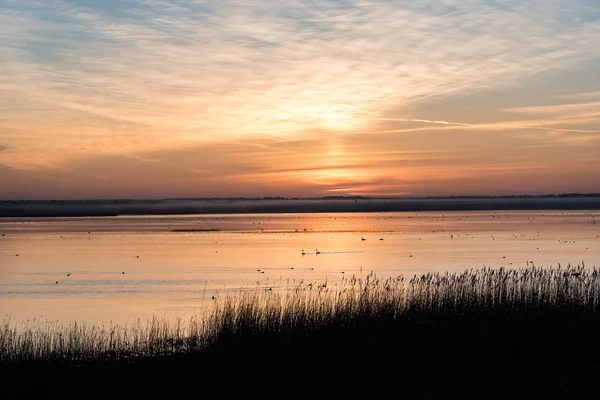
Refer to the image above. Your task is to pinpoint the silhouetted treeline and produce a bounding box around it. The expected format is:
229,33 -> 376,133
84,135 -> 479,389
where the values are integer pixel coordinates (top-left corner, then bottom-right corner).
0,194 -> 598,217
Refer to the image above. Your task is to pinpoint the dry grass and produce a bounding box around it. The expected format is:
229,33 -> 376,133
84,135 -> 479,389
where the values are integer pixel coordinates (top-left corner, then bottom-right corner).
4,264 -> 600,398
2,263 -> 598,368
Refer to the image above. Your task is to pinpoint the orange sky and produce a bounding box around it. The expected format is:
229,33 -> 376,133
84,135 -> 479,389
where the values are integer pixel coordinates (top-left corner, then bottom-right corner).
1,1 -> 600,199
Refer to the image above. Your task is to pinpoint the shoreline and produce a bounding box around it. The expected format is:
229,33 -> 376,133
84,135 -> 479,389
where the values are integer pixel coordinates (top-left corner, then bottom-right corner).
1,195 -> 599,217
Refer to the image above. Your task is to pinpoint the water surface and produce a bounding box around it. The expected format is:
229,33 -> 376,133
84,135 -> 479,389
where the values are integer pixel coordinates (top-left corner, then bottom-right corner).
1,211 -> 598,326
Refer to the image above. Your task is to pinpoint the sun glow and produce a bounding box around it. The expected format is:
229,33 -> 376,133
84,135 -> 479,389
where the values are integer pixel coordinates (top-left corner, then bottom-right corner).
301,137 -> 374,191
277,103 -> 361,132
309,168 -> 361,183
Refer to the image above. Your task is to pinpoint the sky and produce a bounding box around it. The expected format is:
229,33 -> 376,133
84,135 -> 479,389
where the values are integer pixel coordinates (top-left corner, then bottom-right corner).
1,0 -> 600,200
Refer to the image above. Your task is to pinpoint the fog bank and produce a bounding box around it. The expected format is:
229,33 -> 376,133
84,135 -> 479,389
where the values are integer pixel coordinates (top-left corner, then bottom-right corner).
1,196 -> 599,218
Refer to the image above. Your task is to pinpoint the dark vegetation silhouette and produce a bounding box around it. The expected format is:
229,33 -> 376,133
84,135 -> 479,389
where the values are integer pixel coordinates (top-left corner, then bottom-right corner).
2,265 -> 600,397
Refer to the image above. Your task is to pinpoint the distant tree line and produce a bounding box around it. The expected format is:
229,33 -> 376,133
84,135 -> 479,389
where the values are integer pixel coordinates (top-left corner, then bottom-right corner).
2,193 -> 599,204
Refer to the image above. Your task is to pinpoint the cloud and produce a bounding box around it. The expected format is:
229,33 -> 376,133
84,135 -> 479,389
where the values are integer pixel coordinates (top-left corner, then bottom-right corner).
1,0 -> 600,197
2,0 -> 600,170
3,123 -> 598,199
502,101 -> 600,116
377,118 -> 470,126
558,91 -> 600,101
465,120 -> 600,135
469,99 -> 600,138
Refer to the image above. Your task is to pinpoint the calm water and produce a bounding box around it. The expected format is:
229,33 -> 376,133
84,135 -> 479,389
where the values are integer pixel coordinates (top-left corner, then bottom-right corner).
1,211 -> 599,326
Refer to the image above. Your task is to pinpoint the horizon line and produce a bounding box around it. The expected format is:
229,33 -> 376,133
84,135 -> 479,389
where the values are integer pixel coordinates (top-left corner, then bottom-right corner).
2,193 -> 600,202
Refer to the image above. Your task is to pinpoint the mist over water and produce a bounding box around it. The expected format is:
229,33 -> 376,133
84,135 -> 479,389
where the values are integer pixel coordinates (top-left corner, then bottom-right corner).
1,210 -> 599,326
2,196 -> 599,217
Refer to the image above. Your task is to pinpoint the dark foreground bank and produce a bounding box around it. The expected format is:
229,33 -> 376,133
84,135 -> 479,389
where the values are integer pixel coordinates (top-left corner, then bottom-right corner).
2,266 -> 600,398
1,194 -> 599,217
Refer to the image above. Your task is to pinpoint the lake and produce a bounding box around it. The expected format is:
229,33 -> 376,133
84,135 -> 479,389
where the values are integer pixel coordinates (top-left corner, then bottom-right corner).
1,210 -> 599,327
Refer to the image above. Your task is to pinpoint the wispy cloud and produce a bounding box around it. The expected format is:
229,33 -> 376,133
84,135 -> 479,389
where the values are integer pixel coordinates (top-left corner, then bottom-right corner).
378,118 -> 470,126
1,126 -> 598,199
502,101 -> 600,116
473,100 -> 600,138
2,1 -> 600,162
558,91 -> 600,101
1,0 -> 599,197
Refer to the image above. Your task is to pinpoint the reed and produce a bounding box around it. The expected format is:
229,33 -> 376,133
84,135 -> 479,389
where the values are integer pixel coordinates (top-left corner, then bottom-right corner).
3,264 -> 599,363
0,315 -> 212,366
2,264 -> 600,395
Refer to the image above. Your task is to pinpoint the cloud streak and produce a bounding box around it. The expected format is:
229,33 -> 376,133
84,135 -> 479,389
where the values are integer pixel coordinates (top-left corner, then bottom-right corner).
3,2 -> 600,144
378,118 -> 471,126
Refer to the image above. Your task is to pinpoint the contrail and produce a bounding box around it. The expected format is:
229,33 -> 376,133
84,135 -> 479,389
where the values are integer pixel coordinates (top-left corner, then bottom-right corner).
532,127 -> 598,134
378,117 -> 470,126
378,118 -> 598,133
